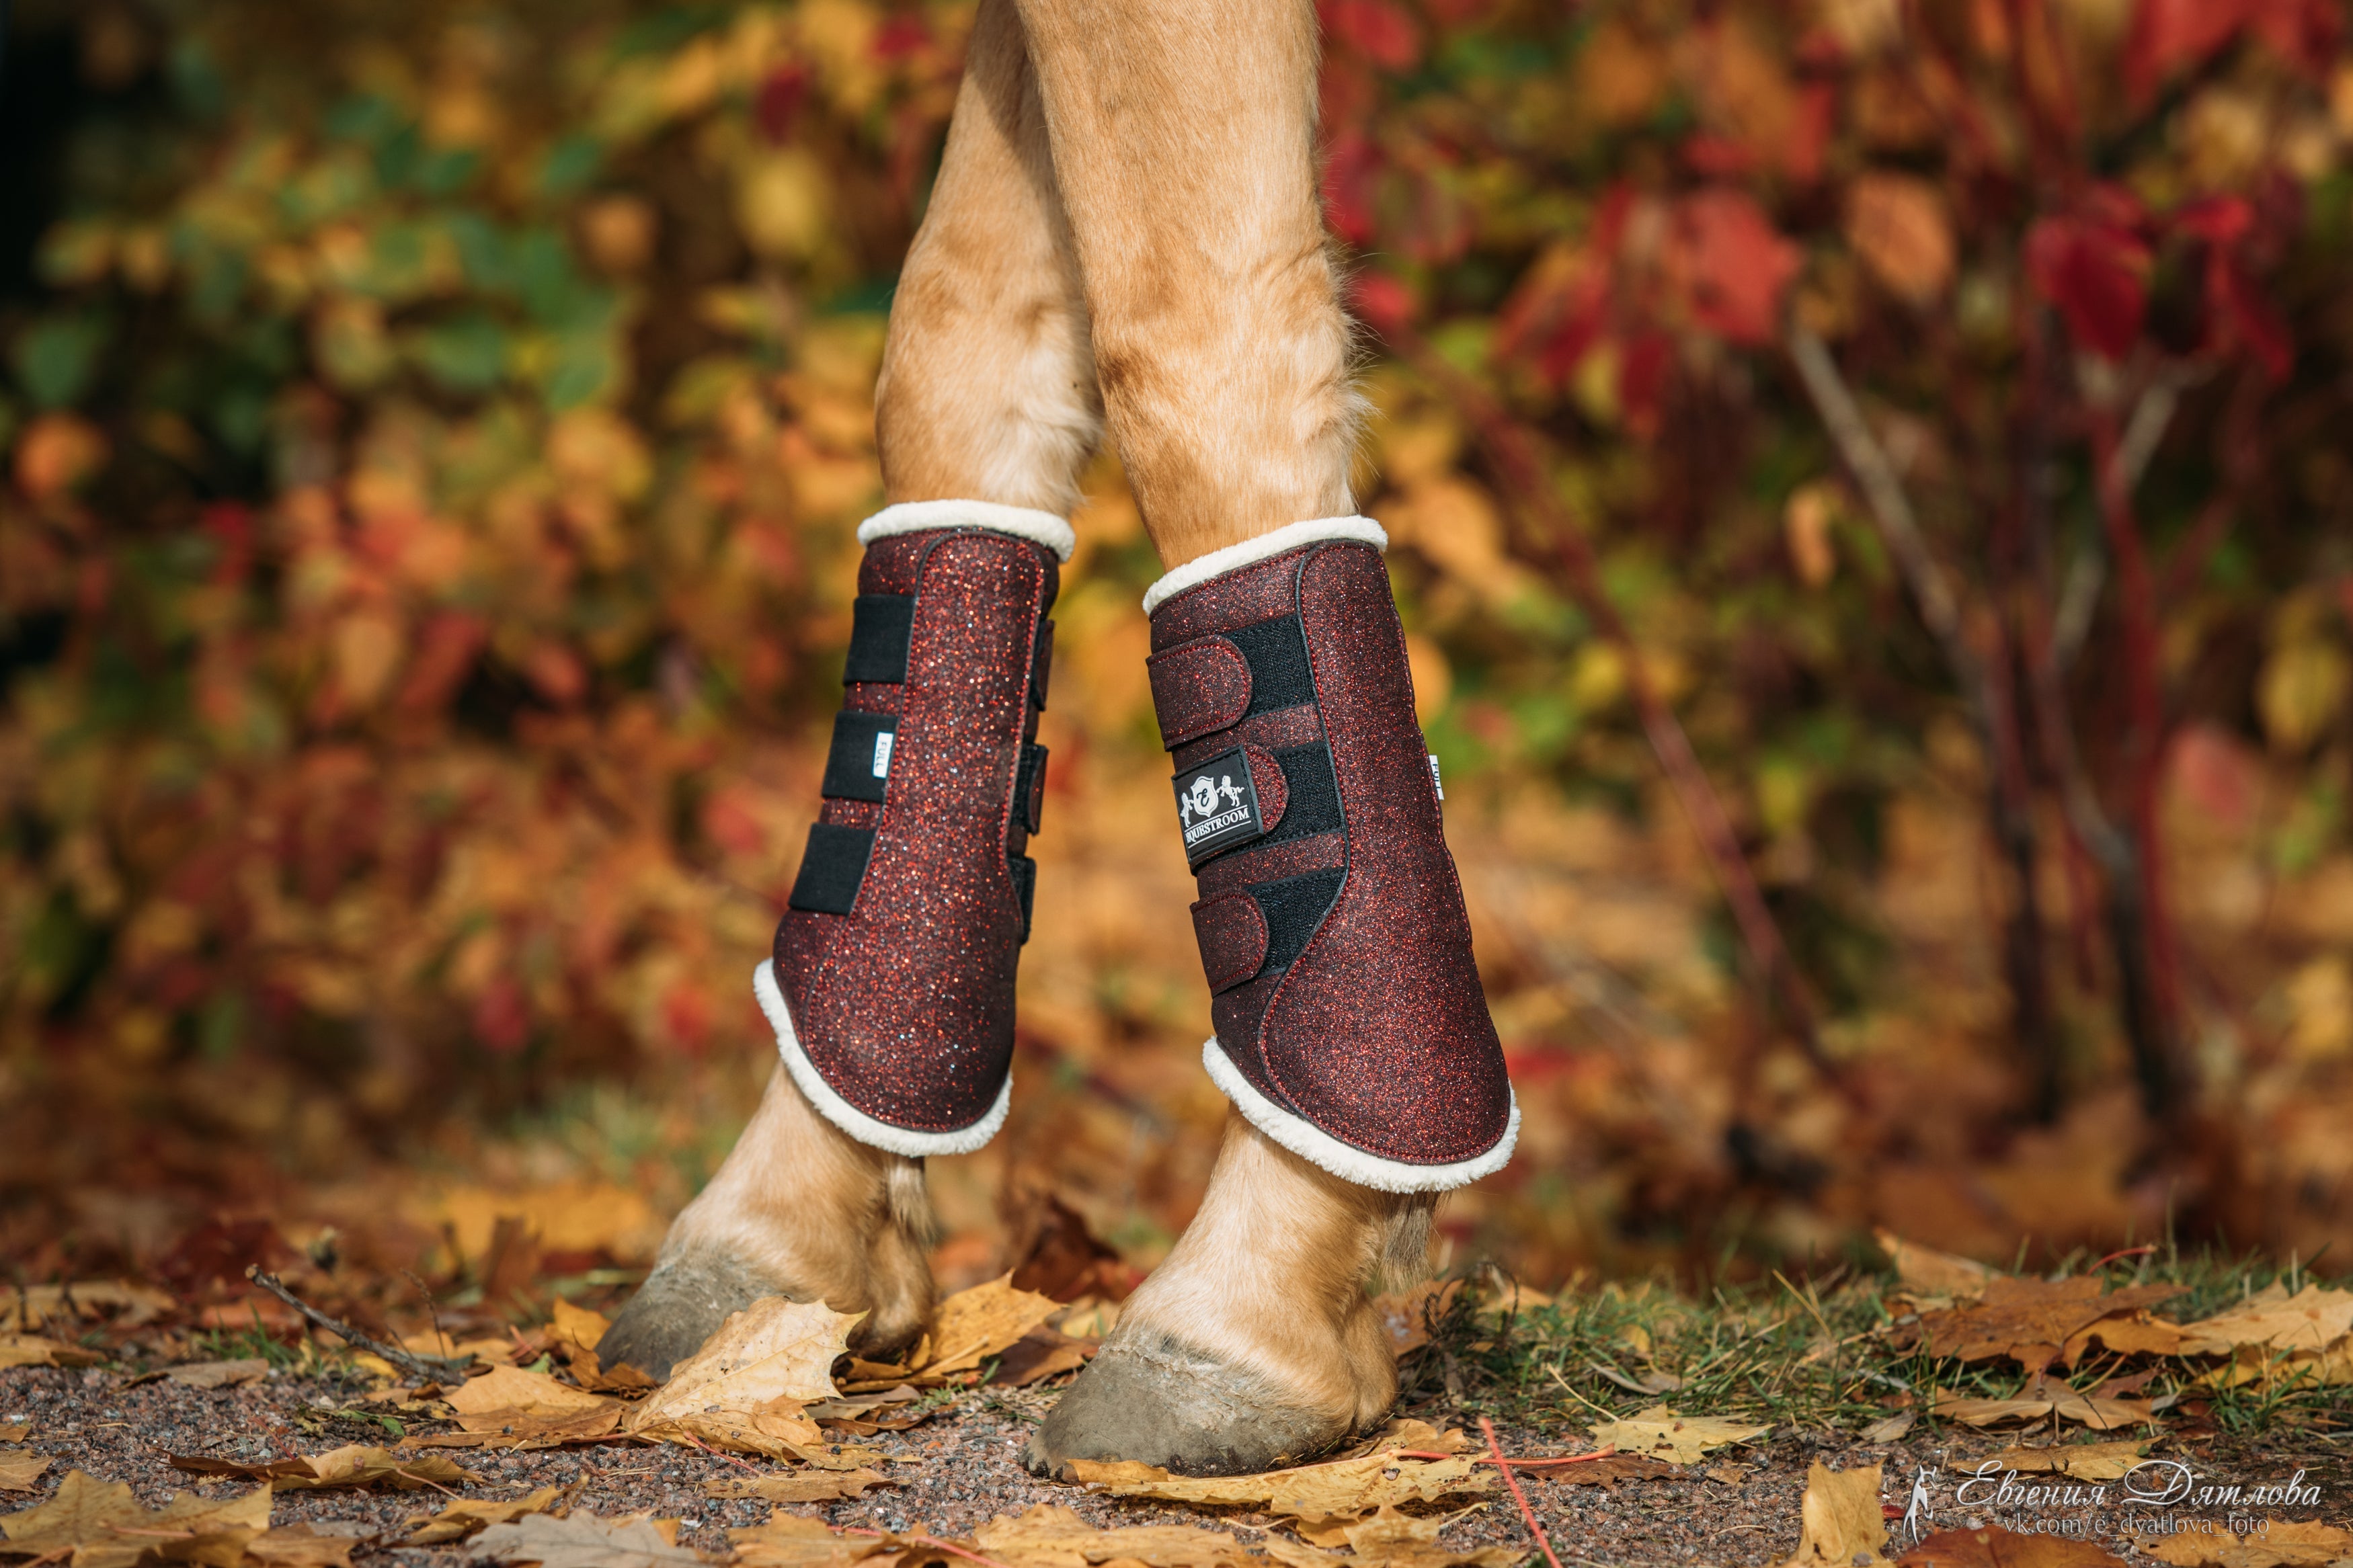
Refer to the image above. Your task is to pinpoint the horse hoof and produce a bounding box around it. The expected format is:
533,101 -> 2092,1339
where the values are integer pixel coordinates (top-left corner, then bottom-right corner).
594,1249 -> 786,1383
1021,1329 -> 1356,1478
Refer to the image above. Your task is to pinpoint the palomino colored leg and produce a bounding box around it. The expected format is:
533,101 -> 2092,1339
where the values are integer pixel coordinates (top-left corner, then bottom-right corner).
1008,0 -> 1455,1477
602,0 -> 1093,1380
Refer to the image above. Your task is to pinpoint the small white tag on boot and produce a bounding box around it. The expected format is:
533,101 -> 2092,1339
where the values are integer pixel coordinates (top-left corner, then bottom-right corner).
1429,753 -> 1444,801
873,731 -> 895,778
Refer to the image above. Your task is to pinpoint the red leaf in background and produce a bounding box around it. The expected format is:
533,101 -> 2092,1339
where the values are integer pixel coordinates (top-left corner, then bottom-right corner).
473,975 -> 532,1053
1322,130 -> 1383,246
201,502 -> 253,586
2025,215 -> 2150,360
1665,189 -> 1801,346
395,612 -> 487,714
1321,0 -> 1423,69
871,13 -> 931,61
2246,0 -> 2344,78
755,63 -> 811,144
2173,194 -> 2253,245
1349,270 -> 1417,335
1618,330 -> 1675,440
2124,0 -> 2251,101
662,979 -> 715,1056
2206,251 -> 2293,380
1788,81 -> 1836,185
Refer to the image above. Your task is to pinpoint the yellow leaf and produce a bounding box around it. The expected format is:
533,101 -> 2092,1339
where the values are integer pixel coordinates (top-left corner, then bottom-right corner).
1776,1462 -> 1890,1568
1,1471 -> 270,1568
735,152 -> 830,262
1984,1440 -> 2150,1481
1071,1450 -> 1494,1522
1874,1231 -> 1995,1301
701,1471 -> 894,1504
403,1488 -> 569,1546
2258,638 -> 2350,753
2177,1284 -> 2353,1356
1845,173 -> 1954,304
2129,1520 -> 2352,1568
244,1525 -> 359,1568
971,1503 -> 1248,1567
1584,1406 -> 1769,1464
918,1276 -> 1062,1376
446,1364 -> 613,1417
0,1454 -> 50,1494
631,1296 -> 857,1429
726,1518 -> 897,1568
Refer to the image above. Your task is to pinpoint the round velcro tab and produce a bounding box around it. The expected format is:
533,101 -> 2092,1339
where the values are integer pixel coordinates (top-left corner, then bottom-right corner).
1191,892 -> 1271,994
1147,634 -> 1252,749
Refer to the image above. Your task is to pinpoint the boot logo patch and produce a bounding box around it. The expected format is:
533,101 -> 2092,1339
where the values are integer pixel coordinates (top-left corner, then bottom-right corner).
1172,748 -> 1263,864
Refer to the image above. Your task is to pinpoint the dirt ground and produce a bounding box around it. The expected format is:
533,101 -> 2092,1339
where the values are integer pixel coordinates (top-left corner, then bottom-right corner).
7,1364 -> 2348,1567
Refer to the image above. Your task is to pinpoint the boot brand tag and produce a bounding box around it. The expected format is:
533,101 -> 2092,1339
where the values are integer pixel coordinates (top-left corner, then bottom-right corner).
1172,747 -> 1263,865
872,731 -> 894,778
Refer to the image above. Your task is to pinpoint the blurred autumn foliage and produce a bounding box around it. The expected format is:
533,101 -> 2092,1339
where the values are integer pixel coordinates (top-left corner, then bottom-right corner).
4,0 -> 2352,1284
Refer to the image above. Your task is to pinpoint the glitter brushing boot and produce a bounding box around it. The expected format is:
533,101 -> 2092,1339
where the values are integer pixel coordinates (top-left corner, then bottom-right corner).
1144,518 -> 1517,1188
753,500 -> 1068,1154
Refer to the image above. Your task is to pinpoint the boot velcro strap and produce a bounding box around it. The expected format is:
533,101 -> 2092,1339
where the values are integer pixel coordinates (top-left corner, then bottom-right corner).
1009,853 -> 1037,942
1192,893 -> 1269,993
1148,634 -> 1251,747
1014,743 -> 1049,833
788,823 -> 875,915
843,594 -> 916,684
1031,618 -> 1055,711
820,711 -> 898,802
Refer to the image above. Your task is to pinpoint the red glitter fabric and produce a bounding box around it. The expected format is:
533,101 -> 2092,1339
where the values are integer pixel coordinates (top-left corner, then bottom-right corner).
772,528 -> 1058,1139
1149,539 -> 1512,1170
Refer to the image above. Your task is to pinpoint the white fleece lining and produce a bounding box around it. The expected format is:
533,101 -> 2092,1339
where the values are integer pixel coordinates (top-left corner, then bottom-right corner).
1140,516 -> 1388,615
1202,1036 -> 1519,1192
859,500 -> 1076,563
754,960 -> 1010,1157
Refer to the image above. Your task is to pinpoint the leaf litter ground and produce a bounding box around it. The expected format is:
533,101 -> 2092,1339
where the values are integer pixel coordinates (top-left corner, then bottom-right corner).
4,1235 -> 2350,1568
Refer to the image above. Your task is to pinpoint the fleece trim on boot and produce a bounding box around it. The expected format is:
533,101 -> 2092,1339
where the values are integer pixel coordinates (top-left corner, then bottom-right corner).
860,499 -> 1076,563
756,960 -> 1012,1157
1140,516 -> 1387,614
1202,1036 -> 1519,1192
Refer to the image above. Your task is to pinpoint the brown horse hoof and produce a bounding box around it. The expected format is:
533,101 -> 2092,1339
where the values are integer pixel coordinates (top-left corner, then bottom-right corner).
1021,1330 -> 1359,1478
594,1249 -> 792,1383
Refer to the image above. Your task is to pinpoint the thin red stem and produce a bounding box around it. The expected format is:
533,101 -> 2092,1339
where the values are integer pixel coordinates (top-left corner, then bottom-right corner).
2092,1245 -> 2156,1272
1481,1416 -> 1564,1568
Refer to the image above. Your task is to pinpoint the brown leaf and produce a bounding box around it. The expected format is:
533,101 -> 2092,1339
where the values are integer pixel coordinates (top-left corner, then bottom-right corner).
1899,1524 -> 2131,1568
1914,1278 -> 2182,1365
164,1361 -> 272,1391
725,1518 -> 900,1568
471,1512 -> 713,1568
992,1328 -> 1093,1389
402,1487 -> 569,1546
0,1456 -> 48,1495
1876,1234 -> 1996,1301
0,1426 -> 26,1444
629,1298 -> 856,1439
1528,1454 -> 1682,1488
917,1277 -> 1061,1376
1845,174 -> 1955,306
243,1525 -> 361,1568
1983,1440 -> 2150,1481
2125,1522 -> 2352,1568
0,1284 -> 176,1333
1930,1391 -> 2157,1431
783,1442 -> 887,1473
448,1365 -> 614,1418
168,1446 -> 475,1491
702,1470 -> 895,1503
2061,1315 -> 2185,1365
2176,1286 -> 2353,1356
972,1503 -> 1248,1567
422,1403 -> 625,1450
1584,1407 -> 1770,1463
0,1335 -> 105,1370
1776,1462 -> 1890,1568
1070,1450 -> 1494,1522
1860,1412 -> 1917,1444
0,1471 -> 270,1568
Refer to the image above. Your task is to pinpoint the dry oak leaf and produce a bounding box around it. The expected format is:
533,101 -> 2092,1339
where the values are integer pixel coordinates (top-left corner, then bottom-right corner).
1877,1233 -> 1994,1302
1899,1524 -> 2130,1568
1929,1391 -> 2157,1432
972,1503 -> 1249,1567
168,1446 -> 475,1491
2061,1315 -> 2185,1366
918,1276 -> 1062,1376
1983,1440 -> 2151,1481
401,1486 -> 569,1545
1913,1278 -> 2182,1365
2126,1522 -> 2352,1568
701,1470 -> 894,1504
1071,1450 -> 1494,1521
471,1512 -> 713,1568
436,1364 -> 625,1448
163,1361 -> 270,1391
0,1456 -> 49,1495
243,1525 -> 361,1568
725,1518 -> 901,1568
1776,1462 -> 1890,1568
0,1470 -> 269,1568
1584,1406 -> 1769,1464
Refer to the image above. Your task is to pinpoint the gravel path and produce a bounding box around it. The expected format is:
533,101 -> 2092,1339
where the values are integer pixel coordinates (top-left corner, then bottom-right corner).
5,1366 -> 2347,1566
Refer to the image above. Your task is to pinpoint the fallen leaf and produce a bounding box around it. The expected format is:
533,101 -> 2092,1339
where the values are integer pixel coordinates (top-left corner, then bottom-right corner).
1930,1391 -> 2157,1431
415,1403 -> 625,1449
1342,1420 -> 1470,1460
448,1364 -> 612,1417
1860,1412 -> 1916,1444
2061,1315 -> 2185,1365
973,1503 -> 1248,1567
0,1470 -> 270,1568
918,1277 -> 1062,1376
630,1297 -> 856,1436
0,1335 -> 105,1370
1527,1454 -> 1681,1488
2177,1286 -> 2353,1356
0,1456 -> 48,1495
436,1364 -> 627,1447
244,1524 -> 360,1568
1584,1406 -> 1770,1464
473,1512 -> 712,1568
1777,1462 -> 1890,1568
1314,1505 -> 1525,1568
1984,1440 -> 2150,1481
1901,1524 -> 2132,1568
1911,1278 -> 2182,1365
701,1470 -> 894,1503
992,1327 -> 1093,1389
1072,1450 -> 1494,1521
164,1360 -> 271,1391
402,1486 -> 568,1545
725,1518 -> 898,1568
548,1301 -> 613,1360
784,1441 -> 887,1472
0,1426 -> 26,1444
0,1283 -> 176,1333
168,1446 -> 475,1491
2126,1522 -> 2352,1568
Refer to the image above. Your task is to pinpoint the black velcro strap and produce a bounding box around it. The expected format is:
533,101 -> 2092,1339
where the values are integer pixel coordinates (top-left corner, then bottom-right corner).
1009,854 -> 1037,942
820,711 -> 898,802
789,824 -> 875,915
1227,616 -> 1316,716
1250,867 -> 1345,972
1030,618 -> 1055,710
843,595 -> 915,684
1259,743 -> 1343,845
1173,747 -> 1267,866
1014,743 -> 1049,833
